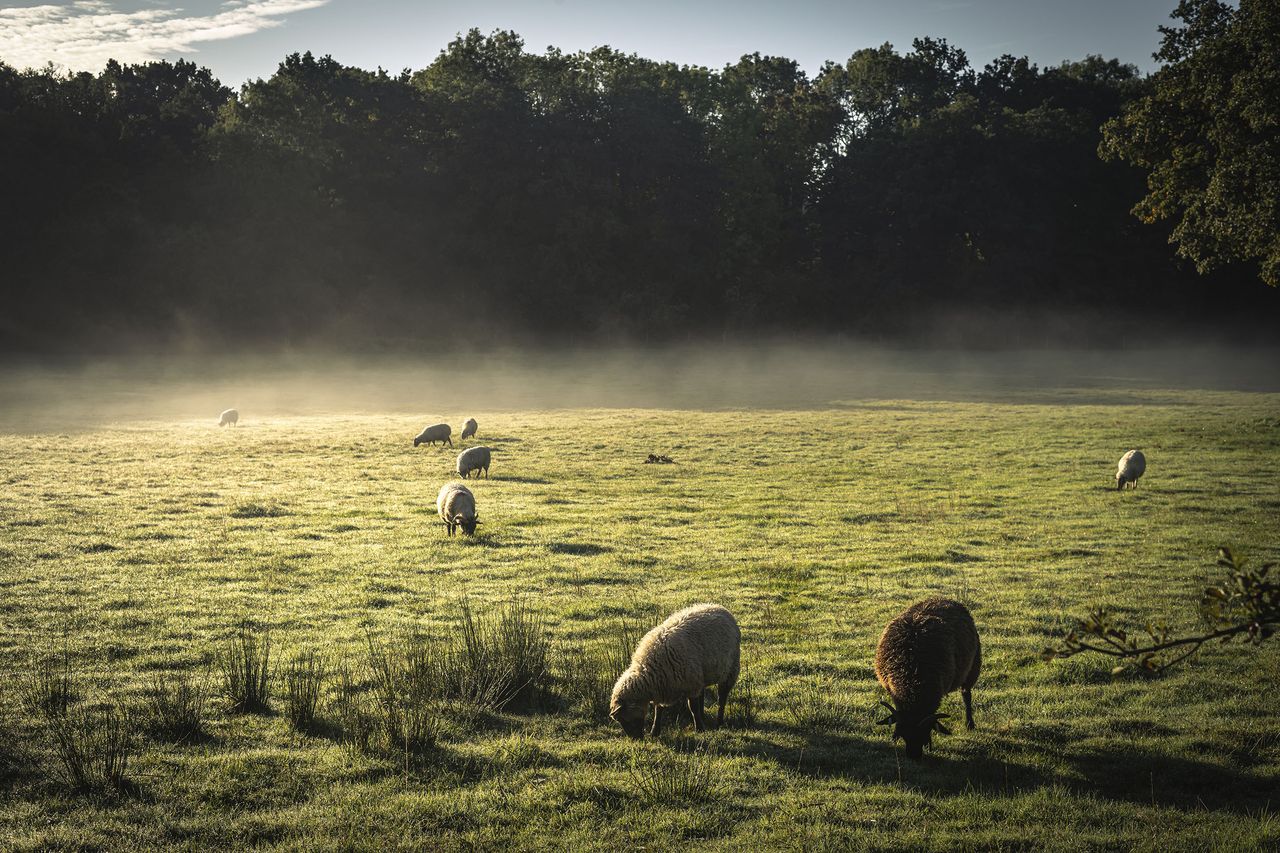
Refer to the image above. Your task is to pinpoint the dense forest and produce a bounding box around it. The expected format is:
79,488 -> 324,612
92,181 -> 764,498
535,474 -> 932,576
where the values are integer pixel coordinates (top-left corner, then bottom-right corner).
1,1 -> 1276,353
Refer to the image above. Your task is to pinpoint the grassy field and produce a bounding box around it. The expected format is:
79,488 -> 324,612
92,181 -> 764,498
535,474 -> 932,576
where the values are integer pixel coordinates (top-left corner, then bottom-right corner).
1,384 -> 1279,850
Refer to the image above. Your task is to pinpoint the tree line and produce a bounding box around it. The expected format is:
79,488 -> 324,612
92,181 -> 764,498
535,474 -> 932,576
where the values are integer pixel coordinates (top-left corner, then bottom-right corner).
1,2 -> 1275,353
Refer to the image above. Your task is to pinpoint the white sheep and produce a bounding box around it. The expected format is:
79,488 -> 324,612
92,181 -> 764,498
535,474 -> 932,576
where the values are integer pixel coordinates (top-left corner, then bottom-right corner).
218,409 -> 239,427
414,423 -> 452,447
456,445 -> 491,479
1116,449 -> 1147,490
436,482 -> 481,536
460,418 -> 478,441
610,603 -> 741,738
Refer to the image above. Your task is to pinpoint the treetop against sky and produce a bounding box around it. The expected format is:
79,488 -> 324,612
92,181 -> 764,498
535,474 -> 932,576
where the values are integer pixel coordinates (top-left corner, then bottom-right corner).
2,0 -> 1180,85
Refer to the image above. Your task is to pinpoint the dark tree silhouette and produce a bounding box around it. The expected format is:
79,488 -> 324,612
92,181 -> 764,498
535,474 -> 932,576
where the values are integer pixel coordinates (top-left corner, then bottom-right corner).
0,18 -> 1275,354
1101,0 -> 1280,286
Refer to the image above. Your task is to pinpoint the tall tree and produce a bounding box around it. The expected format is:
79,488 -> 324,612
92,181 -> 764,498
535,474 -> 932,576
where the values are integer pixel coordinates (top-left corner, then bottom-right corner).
1100,0 -> 1280,286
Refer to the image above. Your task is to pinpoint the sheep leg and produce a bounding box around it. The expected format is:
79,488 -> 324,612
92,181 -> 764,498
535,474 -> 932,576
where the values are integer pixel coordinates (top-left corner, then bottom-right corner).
690,693 -> 706,732
962,641 -> 980,730
716,681 -> 734,727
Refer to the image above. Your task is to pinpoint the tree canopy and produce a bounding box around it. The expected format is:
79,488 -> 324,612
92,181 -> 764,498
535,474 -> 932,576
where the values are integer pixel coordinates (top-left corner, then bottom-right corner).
1101,0 -> 1280,286
0,26 -> 1274,354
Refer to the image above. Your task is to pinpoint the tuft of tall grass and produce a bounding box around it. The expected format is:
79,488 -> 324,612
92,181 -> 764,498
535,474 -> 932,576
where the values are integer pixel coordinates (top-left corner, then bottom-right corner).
42,704 -> 137,794
436,598 -> 553,713
332,663 -> 378,758
220,623 -> 273,713
627,739 -> 721,802
284,649 -> 327,733
142,670 -> 208,743
23,644 -> 77,718
364,632 -> 439,759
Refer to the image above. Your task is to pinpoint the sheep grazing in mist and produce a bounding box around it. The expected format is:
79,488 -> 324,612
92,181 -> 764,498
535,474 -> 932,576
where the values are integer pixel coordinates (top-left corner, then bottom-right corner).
610,603 -> 741,738
218,409 -> 239,427
436,482 -> 481,536
1116,449 -> 1146,490
456,445 -> 491,479
874,597 -> 981,760
460,418 -> 478,441
414,423 -> 452,447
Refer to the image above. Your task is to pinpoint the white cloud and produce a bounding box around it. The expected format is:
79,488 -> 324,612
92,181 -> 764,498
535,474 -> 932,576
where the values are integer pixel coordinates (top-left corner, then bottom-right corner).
0,0 -> 329,73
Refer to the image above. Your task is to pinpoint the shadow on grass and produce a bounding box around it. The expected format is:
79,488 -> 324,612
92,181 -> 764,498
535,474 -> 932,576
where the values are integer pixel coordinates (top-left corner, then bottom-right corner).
634,687 -> 1277,819
722,720 -> 1279,816
458,535 -> 505,549
495,475 -> 550,485
1040,743 -> 1277,814
547,542 -> 611,556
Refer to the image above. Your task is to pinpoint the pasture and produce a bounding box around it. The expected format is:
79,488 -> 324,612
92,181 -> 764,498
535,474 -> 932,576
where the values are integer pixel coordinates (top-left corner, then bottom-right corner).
1,374 -> 1278,849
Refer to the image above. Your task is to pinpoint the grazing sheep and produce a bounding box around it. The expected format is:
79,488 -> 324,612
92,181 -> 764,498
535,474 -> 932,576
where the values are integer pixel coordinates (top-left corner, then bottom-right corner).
460,418 -> 478,441
436,482 -> 481,536
1116,449 -> 1146,490
456,445 -> 491,479
610,603 -> 741,738
874,597 -> 980,759
218,409 -> 239,427
414,423 -> 452,447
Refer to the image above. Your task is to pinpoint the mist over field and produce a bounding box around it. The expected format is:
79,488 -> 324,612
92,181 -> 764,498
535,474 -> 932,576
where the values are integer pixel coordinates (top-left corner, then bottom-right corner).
2,342 -> 1277,431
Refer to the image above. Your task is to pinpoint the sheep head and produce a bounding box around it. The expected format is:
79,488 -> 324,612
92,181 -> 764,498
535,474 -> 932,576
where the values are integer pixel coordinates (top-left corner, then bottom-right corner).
877,701 -> 951,759
610,701 -> 646,739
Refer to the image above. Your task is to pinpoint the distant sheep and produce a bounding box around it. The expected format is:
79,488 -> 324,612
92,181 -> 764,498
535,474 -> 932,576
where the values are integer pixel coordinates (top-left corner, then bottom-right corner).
461,418 -> 478,441
414,423 -> 452,447
610,603 -> 741,738
874,597 -> 980,759
436,482 -> 481,536
456,445 -> 491,479
219,409 -> 239,427
1115,449 -> 1146,490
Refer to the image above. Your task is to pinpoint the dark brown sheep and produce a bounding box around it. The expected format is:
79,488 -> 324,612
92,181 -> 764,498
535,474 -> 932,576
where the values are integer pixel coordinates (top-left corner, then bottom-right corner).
874,597 -> 981,759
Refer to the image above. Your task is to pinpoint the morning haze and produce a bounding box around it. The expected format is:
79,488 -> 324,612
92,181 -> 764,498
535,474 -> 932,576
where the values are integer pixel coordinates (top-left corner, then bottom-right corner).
0,0 -> 1277,849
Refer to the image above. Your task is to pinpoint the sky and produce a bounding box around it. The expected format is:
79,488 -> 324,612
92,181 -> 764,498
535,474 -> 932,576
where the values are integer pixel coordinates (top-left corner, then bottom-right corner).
0,0 -> 1186,86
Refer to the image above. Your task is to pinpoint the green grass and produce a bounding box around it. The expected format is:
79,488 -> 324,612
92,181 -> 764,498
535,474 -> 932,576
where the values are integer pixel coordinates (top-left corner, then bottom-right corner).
1,391 -> 1279,849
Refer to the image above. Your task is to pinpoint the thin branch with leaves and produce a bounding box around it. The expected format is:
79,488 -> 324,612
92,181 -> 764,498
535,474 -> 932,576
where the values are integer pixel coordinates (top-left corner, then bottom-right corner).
1044,547 -> 1278,673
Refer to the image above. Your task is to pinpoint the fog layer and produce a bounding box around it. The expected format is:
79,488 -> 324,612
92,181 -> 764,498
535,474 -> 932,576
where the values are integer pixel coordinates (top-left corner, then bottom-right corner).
2,343 -> 1277,432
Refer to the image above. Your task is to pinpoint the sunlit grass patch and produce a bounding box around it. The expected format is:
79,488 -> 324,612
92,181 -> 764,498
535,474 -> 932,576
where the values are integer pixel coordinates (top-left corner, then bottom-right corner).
0,395 -> 1277,848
